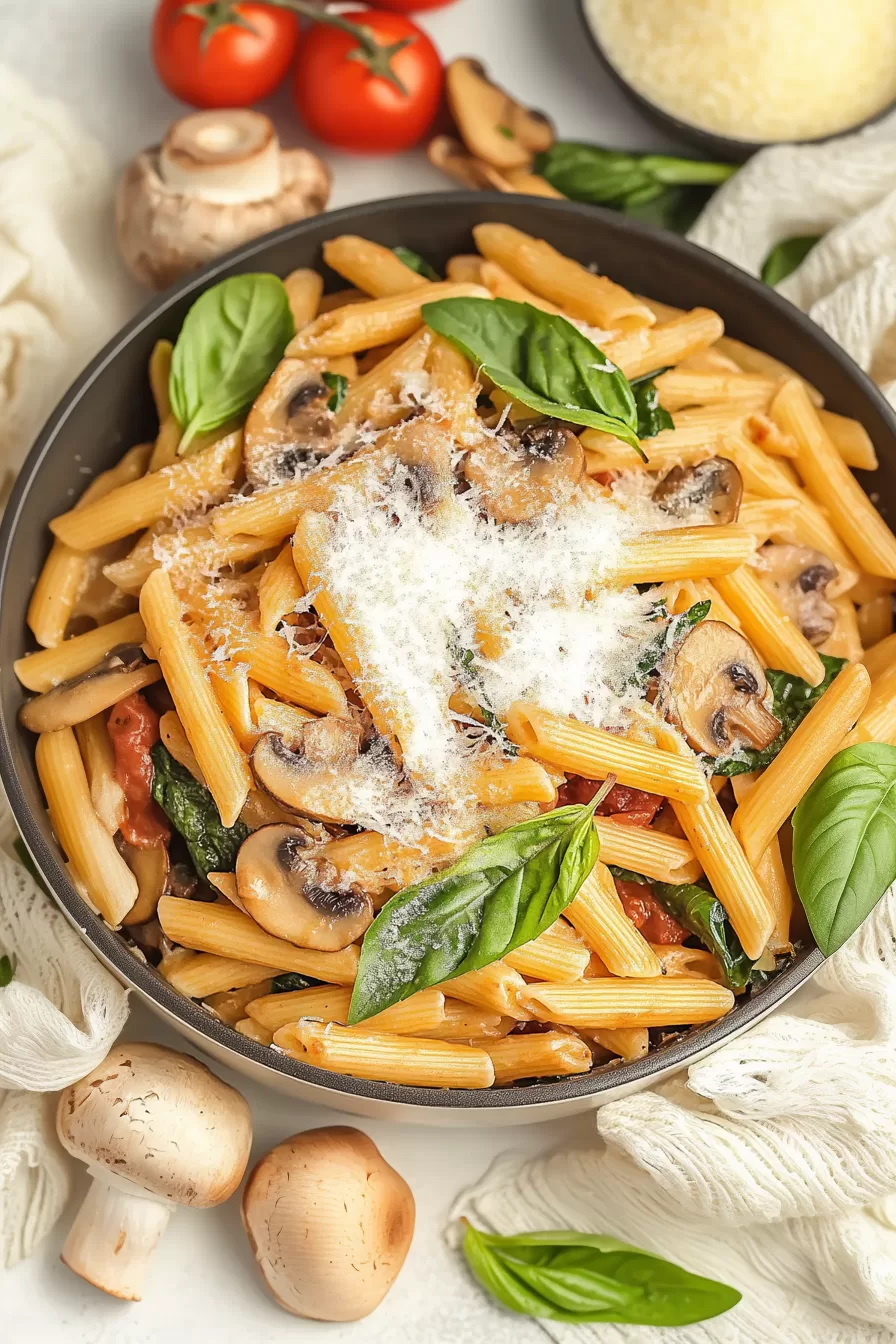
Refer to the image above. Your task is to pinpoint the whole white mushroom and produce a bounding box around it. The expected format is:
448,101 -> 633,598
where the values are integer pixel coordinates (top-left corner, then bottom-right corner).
56,1042 -> 252,1300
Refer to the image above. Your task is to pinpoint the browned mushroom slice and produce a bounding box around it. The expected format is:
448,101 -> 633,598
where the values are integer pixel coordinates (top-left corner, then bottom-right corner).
464,424 -> 585,523
121,843 -> 170,925
19,645 -> 161,735
653,457 -> 743,524
662,621 -> 781,757
235,824 -> 373,950
301,715 -> 363,767
243,358 -> 336,487
386,415 -> 454,516
427,135 -> 513,191
251,730 -> 367,824
446,59 -> 554,170
755,543 -> 838,646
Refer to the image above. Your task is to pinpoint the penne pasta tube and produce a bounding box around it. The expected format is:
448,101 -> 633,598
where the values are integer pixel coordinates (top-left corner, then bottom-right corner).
862,632 -> 896,682
522,977 -> 734,1028
844,659 -> 896,746
236,1018 -> 274,1045
422,999 -> 513,1041
257,544 -> 305,635
317,287 -> 367,313
713,565 -> 825,685
50,432 -> 243,551
737,498 -> 801,546
478,260 -> 564,313
654,369 -> 779,414
483,1032 -> 593,1086
564,863 -> 662,977
504,927 -> 592,983
148,416 -> 182,472
649,944 -> 726,982
163,953 -> 281,999
612,526 -> 756,584
771,379 -> 896,579
157,896 -> 360,984
473,223 -> 654,329
714,335 -> 823,405
505,702 -> 708,803
285,1020 -> 496,1089
36,728 -> 137,926
141,568 -> 251,826
283,266 -> 324,327
203,978 -> 275,1025
248,985 -> 445,1036
731,661 -> 871,864
427,335 -> 483,442
605,309 -> 726,381
819,597 -> 863,664
105,523 -> 283,594
149,339 -> 173,422
159,709 -> 204,782
233,629 -> 347,717
589,1027 -> 649,1061
730,774 -> 793,954
446,961 -> 533,1020
594,817 -> 701,884
446,254 -> 483,283
208,662 -> 258,751
252,695 -> 317,741
857,596 -> 893,648
743,412 -> 798,458
74,715 -> 126,834
206,871 -> 245,910
335,329 -> 432,430
322,235 -> 429,297
287,281 -> 489,358
817,409 -> 878,471
14,612 -> 147,693
467,756 -> 556,806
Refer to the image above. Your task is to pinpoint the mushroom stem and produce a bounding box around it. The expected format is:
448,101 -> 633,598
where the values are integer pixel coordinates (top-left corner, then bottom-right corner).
725,697 -> 782,750
61,1172 -> 172,1301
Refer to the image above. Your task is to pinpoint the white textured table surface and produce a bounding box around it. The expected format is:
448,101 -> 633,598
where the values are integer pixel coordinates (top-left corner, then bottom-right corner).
2,1 -> 688,1338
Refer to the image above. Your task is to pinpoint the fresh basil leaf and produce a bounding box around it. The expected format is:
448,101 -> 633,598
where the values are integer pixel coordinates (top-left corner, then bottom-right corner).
393,245 -> 440,281
462,1224 -> 741,1325
534,143 -> 736,235
607,865 -> 650,886
322,371 -> 348,413
0,953 -> 15,988
712,653 -> 846,776
634,599 -> 710,685
348,791 -> 607,1023
13,836 -> 49,896
630,371 -> 674,439
421,297 -> 643,452
150,742 -> 248,880
651,880 -> 755,990
793,742 -> 896,955
169,274 -> 294,453
270,972 -> 322,993
761,235 -> 821,287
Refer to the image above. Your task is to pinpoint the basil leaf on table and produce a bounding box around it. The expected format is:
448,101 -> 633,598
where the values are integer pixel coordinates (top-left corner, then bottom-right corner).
534,142 -> 736,234
0,954 -> 15,988
322,370 -> 348,412
393,245 -> 440,281
270,972 -> 322,994
651,880 -> 756,990
421,297 -> 643,453
169,273 -> 295,454
761,235 -> 821,287
348,790 -> 607,1023
462,1224 -> 741,1326
631,369 -> 674,439
793,742 -> 896,955
150,742 -> 248,880
712,653 -> 846,777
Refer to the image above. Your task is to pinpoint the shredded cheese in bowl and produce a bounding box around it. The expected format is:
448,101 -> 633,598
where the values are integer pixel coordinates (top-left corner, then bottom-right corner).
586,0 -> 896,143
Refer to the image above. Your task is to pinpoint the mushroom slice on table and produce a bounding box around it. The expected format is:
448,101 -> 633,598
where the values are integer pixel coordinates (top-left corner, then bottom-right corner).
236,824 -> 373,951
464,424 -> 585,523
661,620 -> 782,757
427,135 -> 514,191
653,457 -> 743,525
251,722 -> 379,825
446,58 -> 554,170
242,1127 -> 415,1321
754,543 -> 839,646
18,645 -> 161,734
243,357 -> 336,488
56,1042 -> 252,1300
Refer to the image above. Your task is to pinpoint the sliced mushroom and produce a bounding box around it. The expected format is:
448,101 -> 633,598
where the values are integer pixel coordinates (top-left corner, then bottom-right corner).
464,424 -> 584,522
653,457 -> 743,524
301,715 -> 363,767
236,824 -> 373,951
446,59 -> 554,170
19,645 -> 161,735
662,621 -> 782,756
243,358 -> 336,488
427,135 -> 514,191
755,543 -> 838,645
387,417 -> 455,517
121,843 -> 170,925
251,727 -> 372,824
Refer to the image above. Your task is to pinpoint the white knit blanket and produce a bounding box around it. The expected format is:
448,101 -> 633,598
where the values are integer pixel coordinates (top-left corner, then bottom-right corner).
459,121 -> 896,1344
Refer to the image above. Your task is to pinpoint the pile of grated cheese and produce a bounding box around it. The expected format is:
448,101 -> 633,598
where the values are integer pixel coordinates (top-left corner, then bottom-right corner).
588,0 -> 896,142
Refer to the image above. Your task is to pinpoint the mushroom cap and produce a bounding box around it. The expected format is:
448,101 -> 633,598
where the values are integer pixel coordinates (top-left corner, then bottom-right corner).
446,58 -> 554,171
235,824 -> 373,951
755,542 -> 838,645
122,843 -> 170,925
653,457 -> 743,525
241,1126 -> 415,1321
464,423 -> 585,522
19,645 -> 161,734
243,357 -> 335,488
251,724 -> 371,824
662,620 -> 782,756
56,1043 -> 252,1207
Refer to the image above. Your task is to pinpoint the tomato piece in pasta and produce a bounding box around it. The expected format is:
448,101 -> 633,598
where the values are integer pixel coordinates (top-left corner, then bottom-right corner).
108,694 -> 169,849
615,877 -> 687,945
557,775 -> 663,827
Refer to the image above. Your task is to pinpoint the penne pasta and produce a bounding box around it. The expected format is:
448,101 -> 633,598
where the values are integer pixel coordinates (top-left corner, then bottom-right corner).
589,1027 -> 649,1061
283,1020 -> 496,1089
565,863 -> 662,977
613,526 -> 756,584
713,565 -> 826,686
446,961 -> 533,1020
203,978 -> 275,1025
482,1032 -> 593,1085
235,1018 -> 274,1045
504,925 -> 592,983
593,816 -> 701,884
283,267 -> 324,327
467,756 -> 556,806
233,628 -> 347,717
654,369 -> 779,414
422,999 -> 513,1041
522,977 -> 735,1028
287,281 -> 489,358
322,235 -> 430,297
818,409 -> 878,471
14,612 -> 148,693
74,715 -> 126,835
248,984 -> 445,1036
257,544 -> 305,635
163,953 -> 281,999
730,773 -> 793,954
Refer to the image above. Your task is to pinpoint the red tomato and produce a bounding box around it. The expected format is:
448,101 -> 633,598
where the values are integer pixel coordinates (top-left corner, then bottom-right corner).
108,695 -> 170,849
556,775 -> 663,828
372,0 -> 457,9
615,879 -> 688,945
292,9 -> 443,153
152,1 -> 299,108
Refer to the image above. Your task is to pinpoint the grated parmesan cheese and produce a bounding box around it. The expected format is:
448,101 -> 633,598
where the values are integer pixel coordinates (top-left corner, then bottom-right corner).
587,0 -> 896,142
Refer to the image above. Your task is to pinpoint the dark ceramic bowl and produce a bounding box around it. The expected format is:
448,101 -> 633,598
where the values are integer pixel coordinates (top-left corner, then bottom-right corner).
576,0 -> 896,163
1,192 -> 890,1125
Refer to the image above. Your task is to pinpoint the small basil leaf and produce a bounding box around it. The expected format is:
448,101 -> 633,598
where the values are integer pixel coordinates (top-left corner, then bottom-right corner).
0,953 -> 16,987
761,235 -> 821,287
712,653 -> 846,776
421,297 -> 643,452
393,245 -> 440,281
634,598 -> 710,685
631,372 -> 674,439
651,879 -> 754,990
793,742 -> 896,955
169,274 -> 295,453
270,972 -> 322,993
348,791 -> 607,1023
322,371 -> 348,413
462,1225 -> 741,1326
150,742 -> 248,880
